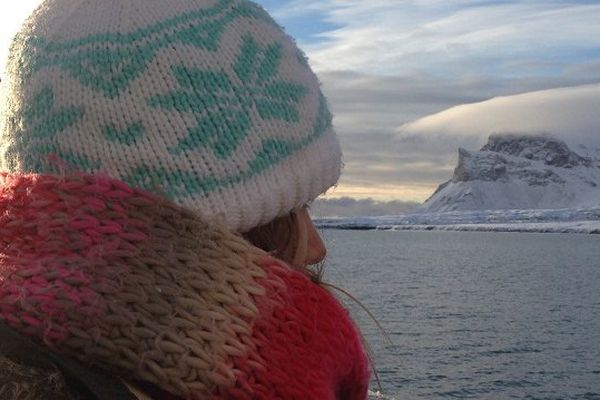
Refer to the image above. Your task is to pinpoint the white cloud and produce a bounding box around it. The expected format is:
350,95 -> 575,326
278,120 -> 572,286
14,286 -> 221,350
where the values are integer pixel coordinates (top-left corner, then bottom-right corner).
288,1 -> 600,79
398,83 -> 600,149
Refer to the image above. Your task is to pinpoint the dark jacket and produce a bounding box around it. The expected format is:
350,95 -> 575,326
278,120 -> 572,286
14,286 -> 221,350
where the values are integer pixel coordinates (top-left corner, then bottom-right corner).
0,322 -> 136,400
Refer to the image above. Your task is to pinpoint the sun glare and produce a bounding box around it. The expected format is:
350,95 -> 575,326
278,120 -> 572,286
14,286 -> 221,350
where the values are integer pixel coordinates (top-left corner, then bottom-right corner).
0,2 -> 41,75
326,182 -> 435,202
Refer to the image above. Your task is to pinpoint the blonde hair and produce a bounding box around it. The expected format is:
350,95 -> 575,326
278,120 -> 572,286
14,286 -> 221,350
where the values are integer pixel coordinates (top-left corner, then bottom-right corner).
245,209 -> 386,392
243,209 -> 323,282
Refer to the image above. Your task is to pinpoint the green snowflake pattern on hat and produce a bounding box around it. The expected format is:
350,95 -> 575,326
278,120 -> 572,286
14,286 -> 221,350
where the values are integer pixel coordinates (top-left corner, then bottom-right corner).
0,0 -> 341,231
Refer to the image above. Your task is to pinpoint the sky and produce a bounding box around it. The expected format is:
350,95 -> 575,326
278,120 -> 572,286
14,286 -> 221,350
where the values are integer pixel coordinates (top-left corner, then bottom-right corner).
2,1 -> 600,214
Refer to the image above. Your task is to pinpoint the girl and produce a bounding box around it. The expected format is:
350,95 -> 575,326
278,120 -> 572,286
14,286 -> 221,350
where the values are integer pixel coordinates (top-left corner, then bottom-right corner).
0,0 -> 370,398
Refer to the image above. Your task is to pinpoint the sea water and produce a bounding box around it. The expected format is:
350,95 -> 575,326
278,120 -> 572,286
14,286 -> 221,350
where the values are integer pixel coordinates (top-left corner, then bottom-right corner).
322,230 -> 600,399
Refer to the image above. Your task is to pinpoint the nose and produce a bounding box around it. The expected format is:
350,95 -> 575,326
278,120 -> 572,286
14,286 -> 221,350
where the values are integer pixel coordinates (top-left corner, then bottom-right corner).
306,218 -> 326,265
295,208 -> 327,267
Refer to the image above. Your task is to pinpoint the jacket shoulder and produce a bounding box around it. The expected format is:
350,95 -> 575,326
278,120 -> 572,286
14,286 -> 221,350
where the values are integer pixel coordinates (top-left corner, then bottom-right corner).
0,323 -> 136,400
0,354 -> 77,400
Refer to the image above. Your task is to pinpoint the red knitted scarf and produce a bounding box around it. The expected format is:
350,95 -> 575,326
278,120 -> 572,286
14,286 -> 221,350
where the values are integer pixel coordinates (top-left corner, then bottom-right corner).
0,173 -> 369,399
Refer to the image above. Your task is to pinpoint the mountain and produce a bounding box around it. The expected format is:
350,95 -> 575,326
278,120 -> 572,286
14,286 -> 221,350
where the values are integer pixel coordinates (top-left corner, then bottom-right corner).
422,134 -> 600,212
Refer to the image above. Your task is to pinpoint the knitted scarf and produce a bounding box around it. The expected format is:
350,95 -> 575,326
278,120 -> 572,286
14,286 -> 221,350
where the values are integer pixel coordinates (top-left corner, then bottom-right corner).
0,173 -> 370,399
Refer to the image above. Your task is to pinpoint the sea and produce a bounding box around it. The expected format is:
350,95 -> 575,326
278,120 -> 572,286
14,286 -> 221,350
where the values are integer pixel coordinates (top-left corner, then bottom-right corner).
321,230 -> 600,400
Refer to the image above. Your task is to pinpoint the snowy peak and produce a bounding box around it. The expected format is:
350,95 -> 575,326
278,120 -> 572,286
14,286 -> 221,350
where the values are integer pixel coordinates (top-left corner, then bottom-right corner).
423,134 -> 600,212
451,144 -> 567,187
481,134 -> 591,168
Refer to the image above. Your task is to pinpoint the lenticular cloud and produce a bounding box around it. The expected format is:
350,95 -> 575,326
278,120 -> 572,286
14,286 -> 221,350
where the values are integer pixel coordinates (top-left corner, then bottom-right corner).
398,83 -> 600,149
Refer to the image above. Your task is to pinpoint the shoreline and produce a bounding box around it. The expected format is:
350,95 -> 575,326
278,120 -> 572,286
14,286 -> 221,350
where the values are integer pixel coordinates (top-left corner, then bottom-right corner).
315,220 -> 600,234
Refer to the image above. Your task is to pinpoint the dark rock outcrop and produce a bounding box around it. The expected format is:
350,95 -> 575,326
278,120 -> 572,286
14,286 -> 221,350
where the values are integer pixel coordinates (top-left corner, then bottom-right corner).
481,134 -> 592,168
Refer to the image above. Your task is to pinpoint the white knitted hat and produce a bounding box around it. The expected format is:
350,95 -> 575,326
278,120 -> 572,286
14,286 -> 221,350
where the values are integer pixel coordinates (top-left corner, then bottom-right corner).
0,0 -> 341,232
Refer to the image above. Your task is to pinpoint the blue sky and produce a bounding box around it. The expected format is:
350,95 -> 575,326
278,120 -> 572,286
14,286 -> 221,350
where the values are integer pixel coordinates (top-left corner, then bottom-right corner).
255,0 -> 340,41
2,1 -> 600,206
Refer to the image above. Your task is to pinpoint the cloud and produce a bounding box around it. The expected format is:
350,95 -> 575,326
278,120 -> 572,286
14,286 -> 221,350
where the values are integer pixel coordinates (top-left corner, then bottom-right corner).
310,197 -> 419,218
318,70 -> 502,193
398,83 -> 600,150
295,1 -> 600,79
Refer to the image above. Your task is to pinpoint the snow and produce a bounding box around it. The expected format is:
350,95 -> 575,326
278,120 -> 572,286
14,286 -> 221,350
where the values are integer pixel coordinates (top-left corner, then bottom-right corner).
314,208 -> 600,234
422,135 -> 600,213
385,221 -> 600,234
423,175 -> 600,211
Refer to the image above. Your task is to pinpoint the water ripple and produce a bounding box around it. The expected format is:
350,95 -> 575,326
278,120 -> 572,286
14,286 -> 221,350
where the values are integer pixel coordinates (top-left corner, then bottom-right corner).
324,230 -> 600,399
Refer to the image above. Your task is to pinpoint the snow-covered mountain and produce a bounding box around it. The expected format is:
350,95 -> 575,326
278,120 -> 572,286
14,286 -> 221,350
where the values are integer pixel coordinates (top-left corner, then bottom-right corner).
422,134 -> 600,212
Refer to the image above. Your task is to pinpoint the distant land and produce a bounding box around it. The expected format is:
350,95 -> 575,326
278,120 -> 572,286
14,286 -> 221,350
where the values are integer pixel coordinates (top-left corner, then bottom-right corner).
315,134 -> 600,234
423,134 -> 600,212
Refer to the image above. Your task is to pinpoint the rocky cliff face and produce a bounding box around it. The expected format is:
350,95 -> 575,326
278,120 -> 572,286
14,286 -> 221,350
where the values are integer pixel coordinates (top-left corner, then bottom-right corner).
423,134 -> 600,212
481,134 -> 592,168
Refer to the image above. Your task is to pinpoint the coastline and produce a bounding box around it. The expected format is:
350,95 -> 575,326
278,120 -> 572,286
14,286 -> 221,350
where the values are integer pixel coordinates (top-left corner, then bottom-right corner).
314,208 -> 600,234
316,220 -> 600,234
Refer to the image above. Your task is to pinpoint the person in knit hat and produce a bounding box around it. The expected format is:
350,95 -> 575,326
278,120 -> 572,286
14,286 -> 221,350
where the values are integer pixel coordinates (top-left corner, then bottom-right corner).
0,0 -> 370,399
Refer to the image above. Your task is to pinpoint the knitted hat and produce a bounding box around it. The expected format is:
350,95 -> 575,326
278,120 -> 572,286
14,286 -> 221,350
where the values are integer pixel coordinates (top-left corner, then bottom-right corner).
0,0 -> 341,232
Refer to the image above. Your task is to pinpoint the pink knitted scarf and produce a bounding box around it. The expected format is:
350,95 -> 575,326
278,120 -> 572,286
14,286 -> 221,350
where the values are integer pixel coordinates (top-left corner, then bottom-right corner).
0,173 -> 370,399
